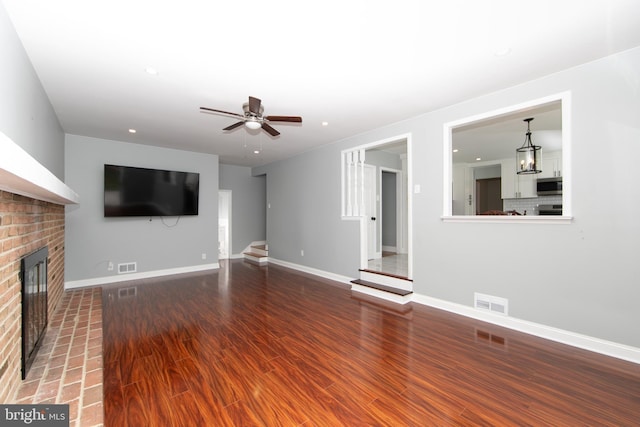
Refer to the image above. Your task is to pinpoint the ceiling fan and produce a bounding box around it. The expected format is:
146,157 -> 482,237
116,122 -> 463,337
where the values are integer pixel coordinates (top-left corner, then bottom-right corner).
200,96 -> 302,137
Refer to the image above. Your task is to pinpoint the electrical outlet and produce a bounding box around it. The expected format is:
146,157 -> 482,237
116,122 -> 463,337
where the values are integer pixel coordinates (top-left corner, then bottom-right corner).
300,249 -> 304,256
201,253 -> 207,260
108,261 -> 114,271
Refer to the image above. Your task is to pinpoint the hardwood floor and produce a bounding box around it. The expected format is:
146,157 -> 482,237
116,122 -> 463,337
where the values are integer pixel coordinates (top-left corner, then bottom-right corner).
103,260 -> 640,426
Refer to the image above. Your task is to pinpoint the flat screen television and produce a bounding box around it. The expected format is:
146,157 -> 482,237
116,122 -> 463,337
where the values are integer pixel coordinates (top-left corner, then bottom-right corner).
104,164 -> 199,217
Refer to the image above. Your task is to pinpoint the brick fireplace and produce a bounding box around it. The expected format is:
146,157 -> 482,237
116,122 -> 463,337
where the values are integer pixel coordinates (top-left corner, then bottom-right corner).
0,190 -> 65,402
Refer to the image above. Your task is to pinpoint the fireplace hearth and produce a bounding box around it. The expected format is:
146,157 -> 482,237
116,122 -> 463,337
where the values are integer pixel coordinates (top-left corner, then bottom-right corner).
20,246 -> 49,380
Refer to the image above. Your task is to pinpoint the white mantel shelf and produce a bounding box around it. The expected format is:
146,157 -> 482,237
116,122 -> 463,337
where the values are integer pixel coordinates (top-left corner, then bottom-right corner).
1,131 -> 79,205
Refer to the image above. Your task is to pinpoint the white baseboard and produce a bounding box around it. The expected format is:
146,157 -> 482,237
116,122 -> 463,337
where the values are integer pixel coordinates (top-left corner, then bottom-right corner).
268,258 -> 353,285
263,260 -> 640,365
411,293 -> 640,365
65,263 -> 220,289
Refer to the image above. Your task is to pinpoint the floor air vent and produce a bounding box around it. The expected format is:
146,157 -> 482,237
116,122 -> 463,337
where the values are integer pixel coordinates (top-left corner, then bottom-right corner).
474,292 -> 508,315
118,262 -> 137,274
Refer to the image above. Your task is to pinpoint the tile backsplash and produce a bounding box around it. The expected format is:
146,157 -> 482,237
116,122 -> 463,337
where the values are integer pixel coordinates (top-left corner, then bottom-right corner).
503,195 -> 562,215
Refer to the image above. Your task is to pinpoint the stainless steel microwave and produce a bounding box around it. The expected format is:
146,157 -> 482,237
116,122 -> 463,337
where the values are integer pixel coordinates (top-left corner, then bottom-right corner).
536,177 -> 562,196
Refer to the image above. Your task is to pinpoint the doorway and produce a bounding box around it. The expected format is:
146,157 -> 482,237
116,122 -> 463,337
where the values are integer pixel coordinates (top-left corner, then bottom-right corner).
363,137 -> 411,279
475,177 -> 502,214
218,190 -> 232,259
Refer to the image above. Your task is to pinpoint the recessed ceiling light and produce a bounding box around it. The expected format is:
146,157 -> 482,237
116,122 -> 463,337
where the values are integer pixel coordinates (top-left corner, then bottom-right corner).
494,47 -> 512,57
322,121 -> 329,126
128,129 -> 137,134
145,67 -> 158,76
254,150 -> 260,154
453,149 -> 459,153
476,157 -> 482,161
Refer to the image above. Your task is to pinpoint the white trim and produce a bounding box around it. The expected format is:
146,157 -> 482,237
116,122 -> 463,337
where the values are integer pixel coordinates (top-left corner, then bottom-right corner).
268,258 -> 353,285
364,164 -> 378,259
411,292 -> 640,365
442,91 -> 571,218
442,215 -> 573,224
218,189 -> 232,259
379,167 -> 403,257
65,263 -> 220,289
0,131 -> 80,204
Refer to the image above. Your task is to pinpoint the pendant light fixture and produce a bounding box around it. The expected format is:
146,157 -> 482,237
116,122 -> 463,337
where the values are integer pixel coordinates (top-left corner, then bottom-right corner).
516,117 -> 542,174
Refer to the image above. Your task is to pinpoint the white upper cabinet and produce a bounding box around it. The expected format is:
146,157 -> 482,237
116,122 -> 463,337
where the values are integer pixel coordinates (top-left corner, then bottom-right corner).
501,158 -> 537,199
539,150 -> 563,178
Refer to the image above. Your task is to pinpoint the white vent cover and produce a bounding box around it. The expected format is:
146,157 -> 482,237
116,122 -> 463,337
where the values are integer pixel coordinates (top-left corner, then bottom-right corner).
474,292 -> 508,316
117,262 -> 137,274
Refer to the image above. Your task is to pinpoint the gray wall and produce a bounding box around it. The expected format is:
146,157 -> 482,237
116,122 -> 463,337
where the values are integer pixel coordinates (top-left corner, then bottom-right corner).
64,134 -> 218,282
255,46 -> 640,348
254,143 -> 361,276
219,164 -> 266,254
0,4 -> 64,178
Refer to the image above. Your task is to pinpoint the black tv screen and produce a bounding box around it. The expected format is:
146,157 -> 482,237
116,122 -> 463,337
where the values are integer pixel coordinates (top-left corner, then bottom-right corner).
104,164 -> 199,217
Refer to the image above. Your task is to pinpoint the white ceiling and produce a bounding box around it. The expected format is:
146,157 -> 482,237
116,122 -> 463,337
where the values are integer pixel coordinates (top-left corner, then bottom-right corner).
4,0 -> 640,167
452,101 -> 562,164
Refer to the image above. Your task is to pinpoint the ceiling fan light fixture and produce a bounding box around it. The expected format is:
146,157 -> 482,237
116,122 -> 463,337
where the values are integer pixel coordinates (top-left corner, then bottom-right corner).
245,120 -> 261,130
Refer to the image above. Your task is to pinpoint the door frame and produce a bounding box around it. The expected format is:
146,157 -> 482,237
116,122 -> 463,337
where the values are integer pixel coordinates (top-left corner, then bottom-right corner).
364,164 -> 378,260
379,167 -> 404,254
218,189 -> 232,259
355,133 -> 413,279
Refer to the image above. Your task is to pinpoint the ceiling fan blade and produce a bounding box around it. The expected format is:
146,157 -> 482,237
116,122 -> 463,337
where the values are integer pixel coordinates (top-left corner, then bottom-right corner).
200,107 -> 244,118
248,96 -> 262,115
261,123 -> 280,136
265,115 -> 302,123
223,121 -> 245,131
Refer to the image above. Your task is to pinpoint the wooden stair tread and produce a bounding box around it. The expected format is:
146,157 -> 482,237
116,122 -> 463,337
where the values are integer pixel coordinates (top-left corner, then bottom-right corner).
351,279 -> 413,296
359,269 -> 412,282
251,244 -> 267,250
243,251 -> 268,258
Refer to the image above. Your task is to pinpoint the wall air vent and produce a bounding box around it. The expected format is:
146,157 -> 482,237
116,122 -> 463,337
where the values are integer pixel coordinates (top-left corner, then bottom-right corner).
474,292 -> 508,315
118,262 -> 137,274
118,286 -> 137,298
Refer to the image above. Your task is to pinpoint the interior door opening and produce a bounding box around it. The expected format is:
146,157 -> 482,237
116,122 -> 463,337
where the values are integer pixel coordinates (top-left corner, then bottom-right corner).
218,190 -> 231,259
476,177 -> 502,214
363,137 -> 411,279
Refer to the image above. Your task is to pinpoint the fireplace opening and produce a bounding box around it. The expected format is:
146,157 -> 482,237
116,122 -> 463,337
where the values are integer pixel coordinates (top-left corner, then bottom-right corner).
20,246 -> 49,380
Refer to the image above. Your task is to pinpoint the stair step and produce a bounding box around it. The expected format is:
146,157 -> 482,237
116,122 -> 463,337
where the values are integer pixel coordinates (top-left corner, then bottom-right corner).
252,244 -> 267,251
358,270 -> 412,292
352,292 -> 414,318
359,269 -> 412,282
350,279 -> 413,296
243,251 -> 267,258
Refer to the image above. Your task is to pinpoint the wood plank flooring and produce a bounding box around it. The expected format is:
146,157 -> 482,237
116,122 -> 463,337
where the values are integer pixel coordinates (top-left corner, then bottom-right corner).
102,260 -> 640,426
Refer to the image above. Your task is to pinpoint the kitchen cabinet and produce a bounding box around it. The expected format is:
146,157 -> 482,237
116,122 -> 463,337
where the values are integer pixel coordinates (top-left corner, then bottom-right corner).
539,150 -> 562,178
501,158 -> 537,199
